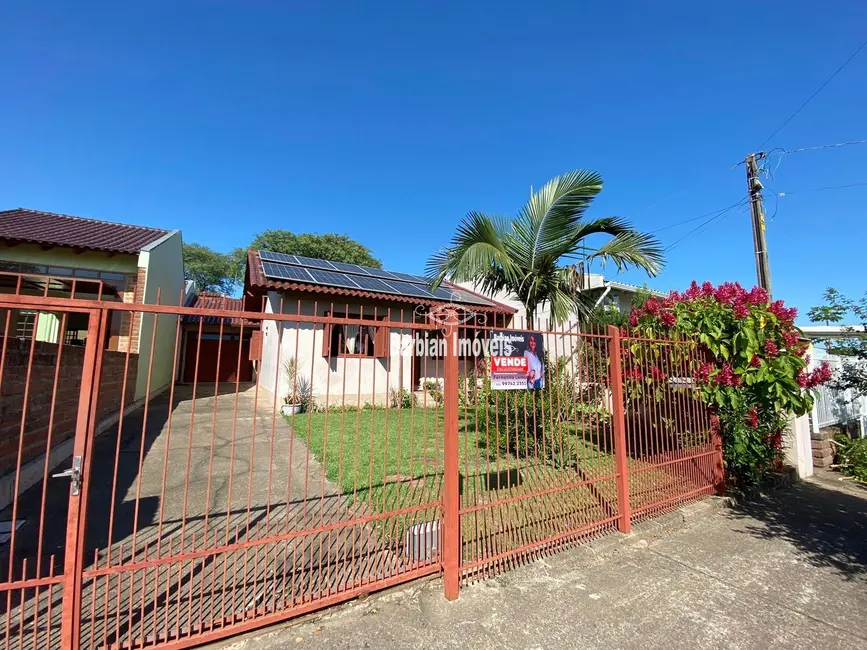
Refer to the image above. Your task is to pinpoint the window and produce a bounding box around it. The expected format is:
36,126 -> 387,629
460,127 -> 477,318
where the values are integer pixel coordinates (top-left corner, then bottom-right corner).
15,311 -> 36,339
323,312 -> 389,358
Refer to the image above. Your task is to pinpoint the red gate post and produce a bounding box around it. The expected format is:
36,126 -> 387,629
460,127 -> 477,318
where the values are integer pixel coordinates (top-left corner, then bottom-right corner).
442,310 -> 461,600
608,325 -> 632,534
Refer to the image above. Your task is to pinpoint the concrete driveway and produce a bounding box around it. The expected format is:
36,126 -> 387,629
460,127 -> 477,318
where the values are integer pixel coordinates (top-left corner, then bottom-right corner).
221,471 -> 867,650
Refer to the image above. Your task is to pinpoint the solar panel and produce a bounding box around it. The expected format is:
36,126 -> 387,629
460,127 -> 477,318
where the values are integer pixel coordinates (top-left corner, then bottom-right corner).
292,255 -> 338,271
261,262 -> 313,283
258,250 -> 496,307
305,269 -> 362,289
388,271 -> 427,283
382,280 -> 436,299
352,276 -> 405,293
328,261 -> 372,275
437,287 -> 495,306
259,251 -> 298,265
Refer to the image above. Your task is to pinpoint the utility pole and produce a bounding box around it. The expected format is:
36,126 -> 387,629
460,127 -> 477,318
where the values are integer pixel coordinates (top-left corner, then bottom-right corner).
745,152 -> 772,297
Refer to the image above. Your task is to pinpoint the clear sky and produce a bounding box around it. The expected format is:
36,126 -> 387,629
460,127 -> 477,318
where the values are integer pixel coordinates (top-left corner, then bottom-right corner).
2,1 -> 865,322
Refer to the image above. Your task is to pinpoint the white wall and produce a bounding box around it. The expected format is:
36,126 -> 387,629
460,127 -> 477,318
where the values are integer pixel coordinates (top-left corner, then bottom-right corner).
135,231 -> 185,400
260,293 -> 416,406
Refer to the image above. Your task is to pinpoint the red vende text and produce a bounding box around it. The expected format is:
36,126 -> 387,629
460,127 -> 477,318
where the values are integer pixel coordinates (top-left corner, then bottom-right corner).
491,356 -> 528,374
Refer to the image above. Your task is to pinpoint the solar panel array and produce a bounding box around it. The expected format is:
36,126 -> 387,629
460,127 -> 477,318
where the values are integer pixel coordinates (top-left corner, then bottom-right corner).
257,250 -> 496,307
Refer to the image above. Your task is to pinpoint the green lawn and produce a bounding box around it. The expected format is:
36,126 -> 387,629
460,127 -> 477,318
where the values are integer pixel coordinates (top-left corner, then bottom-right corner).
287,407 -> 625,543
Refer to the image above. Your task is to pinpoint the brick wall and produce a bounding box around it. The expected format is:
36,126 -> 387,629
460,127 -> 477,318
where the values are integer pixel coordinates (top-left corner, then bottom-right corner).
0,339 -> 138,478
117,266 -> 147,354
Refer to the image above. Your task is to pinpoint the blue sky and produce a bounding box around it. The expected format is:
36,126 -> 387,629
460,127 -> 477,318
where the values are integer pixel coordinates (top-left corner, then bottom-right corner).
2,1 -> 865,322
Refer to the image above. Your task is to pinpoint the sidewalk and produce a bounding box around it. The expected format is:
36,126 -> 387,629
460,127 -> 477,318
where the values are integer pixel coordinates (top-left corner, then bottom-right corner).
215,472 -> 867,650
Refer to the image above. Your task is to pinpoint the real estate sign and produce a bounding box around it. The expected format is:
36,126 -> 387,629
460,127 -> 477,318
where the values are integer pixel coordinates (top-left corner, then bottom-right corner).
489,330 -> 545,390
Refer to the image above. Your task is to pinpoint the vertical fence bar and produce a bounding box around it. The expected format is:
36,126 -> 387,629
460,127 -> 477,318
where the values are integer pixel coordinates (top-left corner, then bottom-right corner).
607,326 -> 632,534
711,415 -> 725,495
442,312 -> 460,600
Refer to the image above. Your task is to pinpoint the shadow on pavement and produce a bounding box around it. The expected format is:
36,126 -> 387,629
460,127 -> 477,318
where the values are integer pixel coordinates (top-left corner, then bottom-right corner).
726,474 -> 867,580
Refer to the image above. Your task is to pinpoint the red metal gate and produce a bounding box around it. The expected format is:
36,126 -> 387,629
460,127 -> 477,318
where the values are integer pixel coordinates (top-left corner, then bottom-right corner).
0,301 -> 103,650
0,288 -> 724,650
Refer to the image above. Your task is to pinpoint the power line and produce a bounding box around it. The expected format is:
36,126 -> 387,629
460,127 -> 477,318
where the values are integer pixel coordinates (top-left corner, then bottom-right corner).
663,199 -> 749,252
756,36 -> 867,151
783,139 -> 867,154
648,199 -> 748,234
770,181 -> 867,196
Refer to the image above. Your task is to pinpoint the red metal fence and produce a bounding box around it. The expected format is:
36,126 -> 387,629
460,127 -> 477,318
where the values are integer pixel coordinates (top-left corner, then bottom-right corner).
0,287 -> 723,650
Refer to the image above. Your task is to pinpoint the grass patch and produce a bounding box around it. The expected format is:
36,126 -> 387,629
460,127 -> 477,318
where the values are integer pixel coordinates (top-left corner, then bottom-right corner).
287,407 -> 624,542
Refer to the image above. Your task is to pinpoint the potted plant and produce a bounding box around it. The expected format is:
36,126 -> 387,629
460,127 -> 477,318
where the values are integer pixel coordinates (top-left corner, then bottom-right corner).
281,357 -> 312,415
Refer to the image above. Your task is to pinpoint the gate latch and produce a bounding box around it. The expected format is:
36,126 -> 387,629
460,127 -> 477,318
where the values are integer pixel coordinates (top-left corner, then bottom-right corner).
52,455 -> 82,496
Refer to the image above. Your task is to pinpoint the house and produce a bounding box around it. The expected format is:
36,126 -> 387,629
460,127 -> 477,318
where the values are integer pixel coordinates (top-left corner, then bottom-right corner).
454,273 -> 664,329
243,250 -> 515,406
0,208 -> 185,400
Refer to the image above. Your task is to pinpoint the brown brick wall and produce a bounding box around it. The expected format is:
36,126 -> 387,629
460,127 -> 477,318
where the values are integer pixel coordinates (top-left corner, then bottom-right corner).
0,339 -> 138,478
117,266 -> 147,354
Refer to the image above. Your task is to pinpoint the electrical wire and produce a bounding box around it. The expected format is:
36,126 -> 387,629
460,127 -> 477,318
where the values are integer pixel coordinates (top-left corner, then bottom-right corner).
663,198 -> 749,252
648,198 -> 749,234
756,37 -> 867,151
770,181 -> 867,196
782,139 -> 867,154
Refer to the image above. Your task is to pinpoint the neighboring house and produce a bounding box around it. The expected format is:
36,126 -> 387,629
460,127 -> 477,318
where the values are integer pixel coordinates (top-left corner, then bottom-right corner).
0,208 -> 185,400
798,324 -> 867,442
454,274 -> 664,329
243,250 -> 515,405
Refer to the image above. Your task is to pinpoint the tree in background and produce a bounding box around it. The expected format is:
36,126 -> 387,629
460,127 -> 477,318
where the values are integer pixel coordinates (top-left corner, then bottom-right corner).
183,243 -> 236,294
229,230 -> 382,282
809,287 -> 867,393
807,288 -> 850,325
426,170 -> 664,325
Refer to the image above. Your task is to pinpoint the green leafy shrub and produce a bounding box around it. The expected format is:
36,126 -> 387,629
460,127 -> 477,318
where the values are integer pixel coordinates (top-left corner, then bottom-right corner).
629,281 -> 833,488
835,436 -> 867,483
460,355 -> 609,465
389,387 -> 416,409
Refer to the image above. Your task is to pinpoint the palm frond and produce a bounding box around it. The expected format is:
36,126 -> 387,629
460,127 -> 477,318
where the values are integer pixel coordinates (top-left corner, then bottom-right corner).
512,170 -> 603,268
426,211 -> 519,288
585,231 -> 665,276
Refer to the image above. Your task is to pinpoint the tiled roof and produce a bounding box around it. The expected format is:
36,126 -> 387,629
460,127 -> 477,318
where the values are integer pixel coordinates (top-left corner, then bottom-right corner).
182,292 -> 250,326
0,208 -> 170,254
245,250 -> 516,314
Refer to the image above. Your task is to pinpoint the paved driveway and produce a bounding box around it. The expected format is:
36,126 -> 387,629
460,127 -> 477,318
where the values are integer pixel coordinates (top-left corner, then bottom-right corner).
2,383 -> 400,650
226,471 -> 867,650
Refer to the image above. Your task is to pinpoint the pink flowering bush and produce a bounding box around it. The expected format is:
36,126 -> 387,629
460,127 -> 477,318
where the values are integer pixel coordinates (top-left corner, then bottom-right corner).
627,281 -> 832,487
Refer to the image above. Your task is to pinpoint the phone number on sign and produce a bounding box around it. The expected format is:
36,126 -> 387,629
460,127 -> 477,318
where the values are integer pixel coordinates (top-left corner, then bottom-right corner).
491,375 -> 531,390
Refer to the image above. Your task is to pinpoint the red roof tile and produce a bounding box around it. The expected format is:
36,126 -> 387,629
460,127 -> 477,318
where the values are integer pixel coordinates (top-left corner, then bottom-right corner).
0,208 -> 170,254
183,292 -> 252,326
245,250 -> 516,314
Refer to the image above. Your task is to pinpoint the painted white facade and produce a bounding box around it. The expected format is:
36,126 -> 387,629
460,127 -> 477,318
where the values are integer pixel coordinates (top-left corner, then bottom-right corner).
258,292 -> 486,405
259,292 -> 414,406
136,230 -> 185,400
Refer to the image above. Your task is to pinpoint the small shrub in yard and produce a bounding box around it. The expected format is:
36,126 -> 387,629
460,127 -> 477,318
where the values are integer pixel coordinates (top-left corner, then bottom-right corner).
834,435 -> 867,484
461,355 -> 610,467
629,281 -> 833,488
389,387 -> 416,409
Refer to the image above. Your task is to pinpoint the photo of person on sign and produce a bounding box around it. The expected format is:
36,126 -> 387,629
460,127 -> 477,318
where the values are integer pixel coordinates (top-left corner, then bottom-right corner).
524,335 -> 544,389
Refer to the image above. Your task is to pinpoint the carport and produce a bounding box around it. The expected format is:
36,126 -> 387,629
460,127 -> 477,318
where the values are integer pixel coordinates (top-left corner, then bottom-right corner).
180,291 -> 258,383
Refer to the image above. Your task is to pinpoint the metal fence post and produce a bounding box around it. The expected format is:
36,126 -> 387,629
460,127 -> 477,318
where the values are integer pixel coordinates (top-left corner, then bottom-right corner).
608,325 -> 632,534
710,415 -> 726,495
442,312 -> 461,600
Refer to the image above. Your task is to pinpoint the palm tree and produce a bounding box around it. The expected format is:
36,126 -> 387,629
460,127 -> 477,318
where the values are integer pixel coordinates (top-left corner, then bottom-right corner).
426,170 -> 664,326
